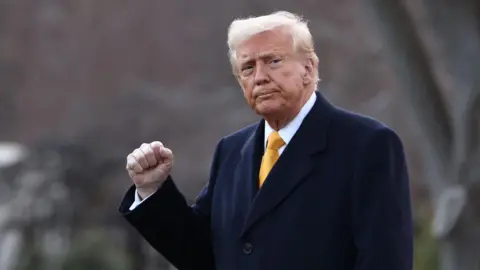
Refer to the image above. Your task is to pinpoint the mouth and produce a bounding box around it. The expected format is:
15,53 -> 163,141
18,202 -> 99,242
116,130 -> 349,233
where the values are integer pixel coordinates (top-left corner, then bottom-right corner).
255,91 -> 279,99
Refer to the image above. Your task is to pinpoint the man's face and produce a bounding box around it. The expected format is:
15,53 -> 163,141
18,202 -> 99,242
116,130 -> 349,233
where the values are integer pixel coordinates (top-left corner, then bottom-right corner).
235,28 -> 313,118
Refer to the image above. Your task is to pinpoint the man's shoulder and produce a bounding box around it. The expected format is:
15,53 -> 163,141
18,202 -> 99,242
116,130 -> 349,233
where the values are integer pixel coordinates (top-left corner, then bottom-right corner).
221,121 -> 260,143
330,106 -> 399,142
210,121 -> 261,157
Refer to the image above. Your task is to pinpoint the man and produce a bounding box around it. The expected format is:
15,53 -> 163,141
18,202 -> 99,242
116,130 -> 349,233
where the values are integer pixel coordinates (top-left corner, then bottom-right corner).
119,11 -> 413,270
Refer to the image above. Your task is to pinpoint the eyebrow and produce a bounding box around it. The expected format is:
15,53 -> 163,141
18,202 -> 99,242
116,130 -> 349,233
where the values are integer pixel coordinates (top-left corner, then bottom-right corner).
240,52 -> 284,65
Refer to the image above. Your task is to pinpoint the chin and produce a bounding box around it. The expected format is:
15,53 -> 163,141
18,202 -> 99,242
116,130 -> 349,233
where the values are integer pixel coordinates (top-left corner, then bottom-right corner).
254,101 -> 284,117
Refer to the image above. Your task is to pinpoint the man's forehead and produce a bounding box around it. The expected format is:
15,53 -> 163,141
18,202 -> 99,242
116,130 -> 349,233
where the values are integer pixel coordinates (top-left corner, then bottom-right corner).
236,30 -> 293,60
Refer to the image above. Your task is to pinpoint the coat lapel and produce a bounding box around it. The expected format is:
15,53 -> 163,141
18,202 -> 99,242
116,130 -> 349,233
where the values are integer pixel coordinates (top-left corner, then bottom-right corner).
232,121 -> 265,219
241,91 -> 334,238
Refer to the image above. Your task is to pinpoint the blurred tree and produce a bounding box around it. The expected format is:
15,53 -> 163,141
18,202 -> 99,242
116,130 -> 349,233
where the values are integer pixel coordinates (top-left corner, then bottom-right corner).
61,229 -> 132,270
365,0 -> 480,269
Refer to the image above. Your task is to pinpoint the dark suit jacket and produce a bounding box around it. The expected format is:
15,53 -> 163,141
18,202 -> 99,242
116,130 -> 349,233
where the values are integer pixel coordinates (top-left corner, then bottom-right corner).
119,91 -> 413,270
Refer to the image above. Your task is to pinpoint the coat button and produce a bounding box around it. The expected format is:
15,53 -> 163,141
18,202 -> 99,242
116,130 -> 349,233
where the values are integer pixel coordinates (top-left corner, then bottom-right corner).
243,242 -> 253,255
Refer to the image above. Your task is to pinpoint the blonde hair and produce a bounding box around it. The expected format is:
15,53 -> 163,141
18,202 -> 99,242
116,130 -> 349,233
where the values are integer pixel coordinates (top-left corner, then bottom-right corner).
227,11 -> 319,84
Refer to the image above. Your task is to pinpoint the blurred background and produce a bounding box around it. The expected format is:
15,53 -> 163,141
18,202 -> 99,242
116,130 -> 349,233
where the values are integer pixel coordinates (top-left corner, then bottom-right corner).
1,1 -> 479,270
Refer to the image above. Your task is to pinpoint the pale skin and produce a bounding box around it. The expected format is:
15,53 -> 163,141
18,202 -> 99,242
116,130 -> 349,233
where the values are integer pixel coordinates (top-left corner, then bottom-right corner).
235,27 -> 316,130
126,26 -> 317,199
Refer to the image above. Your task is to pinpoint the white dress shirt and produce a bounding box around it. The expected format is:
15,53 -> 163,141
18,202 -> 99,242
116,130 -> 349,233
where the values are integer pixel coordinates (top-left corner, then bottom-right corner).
129,92 -> 317,211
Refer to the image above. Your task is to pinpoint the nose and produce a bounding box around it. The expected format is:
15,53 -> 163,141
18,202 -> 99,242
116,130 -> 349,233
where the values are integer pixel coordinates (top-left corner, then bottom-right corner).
254,63 -> 269,86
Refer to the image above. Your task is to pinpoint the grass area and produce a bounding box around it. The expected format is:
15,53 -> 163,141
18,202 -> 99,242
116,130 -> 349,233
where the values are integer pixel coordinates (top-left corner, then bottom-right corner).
413,206 -> 440,270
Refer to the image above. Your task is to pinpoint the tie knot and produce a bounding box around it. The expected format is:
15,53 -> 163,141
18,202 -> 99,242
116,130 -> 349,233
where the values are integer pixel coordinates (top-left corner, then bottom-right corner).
266,131 -> 285,150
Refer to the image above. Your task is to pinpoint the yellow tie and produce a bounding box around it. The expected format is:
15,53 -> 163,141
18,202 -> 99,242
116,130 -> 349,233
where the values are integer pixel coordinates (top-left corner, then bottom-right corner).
259,131 -> 285,187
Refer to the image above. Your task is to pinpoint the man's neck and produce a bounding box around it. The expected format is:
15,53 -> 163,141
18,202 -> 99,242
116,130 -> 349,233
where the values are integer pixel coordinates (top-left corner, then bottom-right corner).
265,112 -> 296,131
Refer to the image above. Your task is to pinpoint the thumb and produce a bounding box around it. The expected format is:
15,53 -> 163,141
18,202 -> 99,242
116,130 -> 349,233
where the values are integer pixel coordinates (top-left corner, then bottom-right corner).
150,141 -> 164,160
160,147 -> 173,163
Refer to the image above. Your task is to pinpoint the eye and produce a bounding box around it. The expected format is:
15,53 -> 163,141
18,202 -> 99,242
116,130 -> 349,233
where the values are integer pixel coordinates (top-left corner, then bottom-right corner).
241,65 -> 254,76
270,58 -> 282,66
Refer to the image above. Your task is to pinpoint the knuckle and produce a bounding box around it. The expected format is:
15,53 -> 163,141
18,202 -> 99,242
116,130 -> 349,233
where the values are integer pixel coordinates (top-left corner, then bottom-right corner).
142,145 -> 152,153
133,149 -> 144,158
152,141 -> 163,147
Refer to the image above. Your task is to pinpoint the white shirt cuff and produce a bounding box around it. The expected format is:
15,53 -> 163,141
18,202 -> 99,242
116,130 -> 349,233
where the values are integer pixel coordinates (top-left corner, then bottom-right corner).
129,189 -> 154,211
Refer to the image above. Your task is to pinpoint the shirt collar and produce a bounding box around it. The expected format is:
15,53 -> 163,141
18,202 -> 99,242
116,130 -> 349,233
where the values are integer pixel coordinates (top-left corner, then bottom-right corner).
264,91 -> 317,148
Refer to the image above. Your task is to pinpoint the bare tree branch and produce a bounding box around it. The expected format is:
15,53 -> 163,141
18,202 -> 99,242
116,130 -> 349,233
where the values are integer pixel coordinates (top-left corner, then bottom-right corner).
419,0 -> 480,180
362,0 -> 453,171
461,94 -> 480,185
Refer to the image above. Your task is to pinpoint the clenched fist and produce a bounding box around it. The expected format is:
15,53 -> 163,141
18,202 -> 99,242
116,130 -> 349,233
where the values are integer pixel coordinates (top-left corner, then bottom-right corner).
126,141 -> 174,199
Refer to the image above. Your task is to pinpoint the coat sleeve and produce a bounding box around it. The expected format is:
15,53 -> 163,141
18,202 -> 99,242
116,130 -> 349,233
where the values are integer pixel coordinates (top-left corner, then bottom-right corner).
118,138 -> 224,270
352,127 -> 414,270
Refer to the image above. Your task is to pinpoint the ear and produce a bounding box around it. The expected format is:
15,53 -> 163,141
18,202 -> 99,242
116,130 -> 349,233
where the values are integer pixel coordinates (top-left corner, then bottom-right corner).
302,58 -> 314,85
